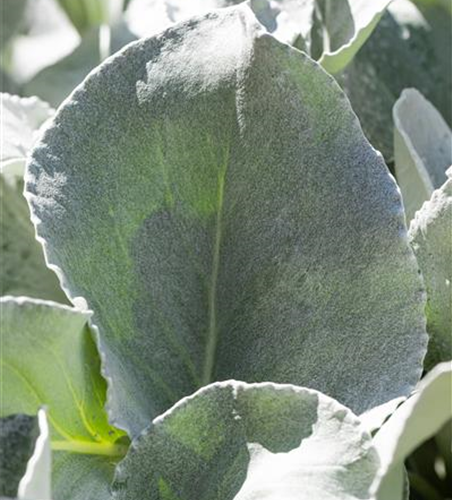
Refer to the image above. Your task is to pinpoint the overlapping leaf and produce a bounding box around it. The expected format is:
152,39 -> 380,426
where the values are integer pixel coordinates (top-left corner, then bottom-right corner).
393,88 -> 451,223
1,94 -> 54,181
26,4 -> 427,436
371,362 -> 452,498
125,0 -> 391,74
0,178 -> 67,302
339,0 -> 451,160
409,169 -> 452,368
0,297 -> 128,500
112,381 -> 379,500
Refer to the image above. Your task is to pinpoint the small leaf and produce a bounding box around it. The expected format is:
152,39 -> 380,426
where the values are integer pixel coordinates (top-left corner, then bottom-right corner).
313,0 -> 392,74
409,169 -> 452,368
0,94 -> 54,182
339,0 -> 452,160
17,409 -> 52,500
1,0 -> 27,46
0,414 -> 39,498
23,23 -> 136,108
26,3 -> 427,437
393,88 -> 452,223
0,297 -> 128,500
371,362 -> 452,497
0,178 -> 67,303
125,0 -> 390,74
112,381 -> 379,500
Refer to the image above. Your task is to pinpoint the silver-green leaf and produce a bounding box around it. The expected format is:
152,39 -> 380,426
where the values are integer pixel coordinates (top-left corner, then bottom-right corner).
112,381 -> 379,500
339,0 -> 452,160
409,168 -> 452,368
394,88 -> 452,223
26,4 -> 427,437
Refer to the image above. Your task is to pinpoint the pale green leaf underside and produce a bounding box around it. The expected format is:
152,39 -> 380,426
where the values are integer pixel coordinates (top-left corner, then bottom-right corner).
339,0 -> 452,160
0,178 -> 68,303
112,381 -> 379,500
27,4 -> 426,437
0,94 -> 54,182
394,88 -> 452,223
0,414 -> 39,498
409,169 -> 452,368
371,362 -> 452,496
125,0 -> 390,74
0,297 -> 127,500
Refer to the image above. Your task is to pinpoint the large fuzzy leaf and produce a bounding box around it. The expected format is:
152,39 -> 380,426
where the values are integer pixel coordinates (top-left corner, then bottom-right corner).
23,22 -> 136,108
0,178 -> 67,302
409,169 -> 452,368
393,89 -> 452,223
339,0 -> 452,160
112,381 -> 379,500
26,4 -> 427,436
0,297 -> 127,500
125,0 -> 391,74
371,362 -> 452,497
1,94 -> 54,182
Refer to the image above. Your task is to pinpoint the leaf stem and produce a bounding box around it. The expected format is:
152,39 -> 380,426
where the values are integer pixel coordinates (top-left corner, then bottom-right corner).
52,440 -> 128,457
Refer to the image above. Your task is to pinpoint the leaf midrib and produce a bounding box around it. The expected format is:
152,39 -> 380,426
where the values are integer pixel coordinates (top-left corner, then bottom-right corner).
201,158 -> 228,386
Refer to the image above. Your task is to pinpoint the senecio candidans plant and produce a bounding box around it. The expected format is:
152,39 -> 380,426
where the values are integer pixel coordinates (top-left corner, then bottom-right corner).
0,0 -> 450,499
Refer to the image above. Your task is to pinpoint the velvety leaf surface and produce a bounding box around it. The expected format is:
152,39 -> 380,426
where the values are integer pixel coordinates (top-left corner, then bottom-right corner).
409,169 -> 452,368
394,88 -> 452,222
0,297 -> 127,500
0,94 -> 54,181
339,0 -> 452,160
0,178 -> 67,302
371,362 -> 452,497
0,414 -> 39,498
26,4 -> 427,436
23,23 -> 136,108
112,381 -> 379,500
